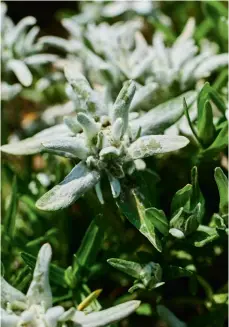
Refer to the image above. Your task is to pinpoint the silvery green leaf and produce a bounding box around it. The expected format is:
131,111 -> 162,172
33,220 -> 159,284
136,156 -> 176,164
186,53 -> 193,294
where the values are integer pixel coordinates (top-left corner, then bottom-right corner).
0,309 -> 20,327
171,39 -> 197,71
61,18 -> 81,38
130,91 -> 196,136
36,162 -> 100,211
65,67 -> 103,114
71,300 -> 140,327
194,53 -> 228,79
7,59 -> 33,86
26,243 -> 52,310
102,2 -> 129,17
77,113 -> 100,143
1,124 -> 71,155
111,118 -> 124,142
35,124 -> 72,139
180,53 -> 210,88
38,36 -> 79,53
108,175 -> 121,198
23,26 -> 40,51
42,137 -> 88,160
112,80 -> 136,134
24,54 -> 58,65
1,82 -> 22,101
129,53 -> 154,79
157,305 -> 187,327
63,116 -> 82,134
1,277 -> 26,308
174,17 -> 195,45
130,83 -> 158,112
128,135 -> 189,159
152,32 -> 170,68
45,306 -> 65,327
41,102 -> 75,125
7,16 -> 36,47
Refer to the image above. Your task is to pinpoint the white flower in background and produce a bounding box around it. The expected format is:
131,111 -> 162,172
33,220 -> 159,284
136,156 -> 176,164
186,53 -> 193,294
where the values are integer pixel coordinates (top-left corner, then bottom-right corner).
1,244 -> 141,327
1,2 -> 58,89
149,17 -> 228,91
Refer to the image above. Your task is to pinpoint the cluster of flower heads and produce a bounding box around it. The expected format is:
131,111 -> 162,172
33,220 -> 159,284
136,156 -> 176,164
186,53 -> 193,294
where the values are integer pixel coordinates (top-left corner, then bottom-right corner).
1,243 -> 140,327
1,2 -> 58,100
1,64 -> 189,210
39,13 -> 228,105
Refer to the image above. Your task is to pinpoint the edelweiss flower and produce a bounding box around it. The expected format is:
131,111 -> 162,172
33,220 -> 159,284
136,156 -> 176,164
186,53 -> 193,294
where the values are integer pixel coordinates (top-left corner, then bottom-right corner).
1,244 -> 140,327
1,66 -> 190,211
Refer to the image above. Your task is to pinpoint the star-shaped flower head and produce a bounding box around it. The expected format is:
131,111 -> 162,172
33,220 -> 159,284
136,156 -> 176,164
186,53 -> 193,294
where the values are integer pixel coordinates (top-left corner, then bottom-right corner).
1,64 -> 190,211
34,66 -> 189,210
1,244 -> 141,327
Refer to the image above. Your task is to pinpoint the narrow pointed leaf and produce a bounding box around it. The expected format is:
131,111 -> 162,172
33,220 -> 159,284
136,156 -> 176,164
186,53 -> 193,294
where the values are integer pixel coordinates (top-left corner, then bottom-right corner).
214,167 -> 228,215
4,176 -> 18,238
157,305 -> 187,327
198,100 -> 215,147
107,258 -> 142,279
145,207 -> 169,235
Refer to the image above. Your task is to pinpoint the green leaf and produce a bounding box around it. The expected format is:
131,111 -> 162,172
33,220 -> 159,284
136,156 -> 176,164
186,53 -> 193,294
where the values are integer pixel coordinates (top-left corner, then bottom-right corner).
157,305 -> 187,327
203,122 -> 228,156
21,251 -> 66,287
163,265 -> 194,281
189,225 -> 219,247
145,207 -> 169,235
171,184 -> 192,214
198,100 -> 215,147
118,190 -> 162,252
197,82 -> 226,118
73,215 -> 105,272
107,258 -> 142,279
4,176 -> 18,239
214,167 -> 228,216
190,167 -> 205,216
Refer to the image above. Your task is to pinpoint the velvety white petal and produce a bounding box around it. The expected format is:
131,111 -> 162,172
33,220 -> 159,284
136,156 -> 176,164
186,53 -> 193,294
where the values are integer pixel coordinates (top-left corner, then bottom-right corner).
36,162 -> 100,211
26,243 -> 52,309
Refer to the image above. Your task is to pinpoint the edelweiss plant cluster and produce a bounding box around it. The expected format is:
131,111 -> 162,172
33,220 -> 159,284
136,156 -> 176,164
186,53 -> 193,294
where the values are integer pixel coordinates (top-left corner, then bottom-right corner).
1,244 -> 140,327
